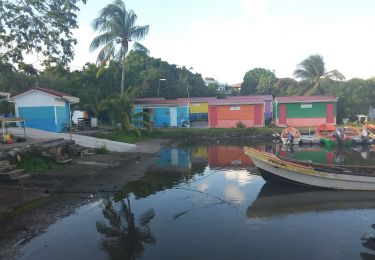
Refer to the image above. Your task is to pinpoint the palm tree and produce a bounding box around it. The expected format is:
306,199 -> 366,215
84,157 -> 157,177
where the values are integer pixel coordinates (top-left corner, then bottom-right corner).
90,0 -> 149,96
293,54 -> 345,95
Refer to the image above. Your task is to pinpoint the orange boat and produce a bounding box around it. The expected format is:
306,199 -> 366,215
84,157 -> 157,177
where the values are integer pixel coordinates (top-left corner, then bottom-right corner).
365,124 -> 375,133
315,124 -> 353,146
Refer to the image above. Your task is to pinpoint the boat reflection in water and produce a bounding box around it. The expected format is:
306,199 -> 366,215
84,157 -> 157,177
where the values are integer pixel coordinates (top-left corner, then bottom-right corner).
247,182 -> 375,260
275,143 -> 375,166
247,182 -> 375,219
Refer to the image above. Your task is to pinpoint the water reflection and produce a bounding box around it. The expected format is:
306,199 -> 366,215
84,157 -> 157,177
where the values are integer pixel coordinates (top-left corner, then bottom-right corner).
275,143 -> 375,166
17,142 -> 375,260
96,196 -> 155,260
361,223 -> 375,260
247,182 -> 375,219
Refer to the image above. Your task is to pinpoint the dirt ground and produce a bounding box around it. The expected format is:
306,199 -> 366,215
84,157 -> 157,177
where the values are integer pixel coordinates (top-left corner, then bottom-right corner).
0,138 -> 172,259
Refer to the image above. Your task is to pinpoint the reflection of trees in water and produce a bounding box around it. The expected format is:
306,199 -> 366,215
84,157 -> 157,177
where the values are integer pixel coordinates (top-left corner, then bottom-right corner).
96,196 -> 155,260
124,167 -> 197,199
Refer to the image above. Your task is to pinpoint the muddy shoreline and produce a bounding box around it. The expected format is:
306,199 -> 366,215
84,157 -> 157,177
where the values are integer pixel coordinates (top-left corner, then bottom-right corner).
0,138 -> 174,259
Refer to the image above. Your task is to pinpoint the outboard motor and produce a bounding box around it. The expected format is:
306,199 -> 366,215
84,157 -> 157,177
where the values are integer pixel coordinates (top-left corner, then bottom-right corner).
272,132 -> 280,139
335,127 -> 345,142
287,131 -> 294,145
361,128 -> 373,144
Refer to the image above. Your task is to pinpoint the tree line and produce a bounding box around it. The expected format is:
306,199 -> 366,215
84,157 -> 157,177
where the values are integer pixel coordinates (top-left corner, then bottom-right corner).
1,0 -> 374,125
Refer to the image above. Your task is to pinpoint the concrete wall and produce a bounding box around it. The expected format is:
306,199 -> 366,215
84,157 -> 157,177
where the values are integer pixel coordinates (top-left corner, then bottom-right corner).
274,101 -> 337,127
18,106 -> 57,132
14,91 -> 70,132
208,104 -> 264,128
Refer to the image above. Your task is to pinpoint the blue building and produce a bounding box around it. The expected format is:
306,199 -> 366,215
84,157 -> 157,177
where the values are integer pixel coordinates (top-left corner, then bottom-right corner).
133,98 -> 189,127
12,87 -> 79,132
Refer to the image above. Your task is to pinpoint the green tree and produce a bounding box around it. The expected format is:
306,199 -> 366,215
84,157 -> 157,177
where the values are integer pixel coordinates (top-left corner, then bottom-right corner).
0,0 -> 86,66
293,54 -> 345,95
90,0 -> 149,96
274,78 -> 300,96
240,68 -> 277,95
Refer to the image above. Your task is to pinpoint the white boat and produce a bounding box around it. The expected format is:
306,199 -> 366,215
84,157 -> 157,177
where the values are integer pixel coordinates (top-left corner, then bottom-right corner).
300,135 -> 321,144
281,127 -> 301,145
244,147 -> 375,190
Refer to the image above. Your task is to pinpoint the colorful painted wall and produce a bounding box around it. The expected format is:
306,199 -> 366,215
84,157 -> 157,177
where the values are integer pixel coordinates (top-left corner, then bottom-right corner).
208,104 -> 264,128
14,91 -> 71,132
133,105 -> 189,127
274,101 -> 337,127
189,102 -> 208,122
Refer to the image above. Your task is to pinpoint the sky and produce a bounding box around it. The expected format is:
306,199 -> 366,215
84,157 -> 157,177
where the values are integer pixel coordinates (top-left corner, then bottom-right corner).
66,0 -> 375,84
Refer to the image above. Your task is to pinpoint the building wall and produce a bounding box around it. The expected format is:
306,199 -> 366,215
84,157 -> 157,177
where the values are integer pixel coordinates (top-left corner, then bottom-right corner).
177,106 -> 189,126
14,92 -> 71,132
209,104 -> 264,128
55,103 -> 70,132
189,102 -> 208,122
274,102 -> 337,127
153,107 -> 171,127
264,100 -> 273,121
17,106 -> 57,132
189,102 -> 208,114
133,106 -> 189,127
14,91 -> 56,108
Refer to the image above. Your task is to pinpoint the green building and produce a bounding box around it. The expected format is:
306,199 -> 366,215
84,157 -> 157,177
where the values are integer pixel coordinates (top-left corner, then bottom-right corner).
273,96 -> 338,127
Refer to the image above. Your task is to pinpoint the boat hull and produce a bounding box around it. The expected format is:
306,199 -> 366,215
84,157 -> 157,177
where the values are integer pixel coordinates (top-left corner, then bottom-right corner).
245,147 -> 375,190
281,137 -> 300,145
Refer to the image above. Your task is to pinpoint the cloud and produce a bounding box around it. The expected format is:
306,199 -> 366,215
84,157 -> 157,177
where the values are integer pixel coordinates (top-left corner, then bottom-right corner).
224,170 -> 255,186
224,185 -> 245,203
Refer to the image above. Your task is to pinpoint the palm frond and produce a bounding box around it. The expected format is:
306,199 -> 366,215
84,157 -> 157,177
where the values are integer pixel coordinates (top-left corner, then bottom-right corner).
89,33 -> 116,52
96,42 -> 115,64
324,70 -> 345,81
124,10 -> 137,35
132,42 -> 149,54
130,25 -> 150,40
293,69 -> 312,80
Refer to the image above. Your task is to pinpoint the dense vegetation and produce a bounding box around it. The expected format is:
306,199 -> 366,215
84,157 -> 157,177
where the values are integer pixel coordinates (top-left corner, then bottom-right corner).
0,0 -> 374,126
0,50 -> 217,123
1,51 -> 375,124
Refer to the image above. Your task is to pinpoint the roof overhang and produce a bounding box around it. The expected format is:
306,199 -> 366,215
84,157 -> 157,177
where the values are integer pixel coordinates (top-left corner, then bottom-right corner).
275,98 -> 338,104
63,96 -> 80,104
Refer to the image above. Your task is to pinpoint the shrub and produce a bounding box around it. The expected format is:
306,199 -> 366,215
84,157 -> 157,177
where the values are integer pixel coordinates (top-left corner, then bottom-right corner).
95,145 -> 109,154
236,121 -> 246,128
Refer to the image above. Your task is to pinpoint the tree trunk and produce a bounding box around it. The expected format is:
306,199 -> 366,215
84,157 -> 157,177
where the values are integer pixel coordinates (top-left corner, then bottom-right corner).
120,42 -> 129,97
120,64 -> 125,96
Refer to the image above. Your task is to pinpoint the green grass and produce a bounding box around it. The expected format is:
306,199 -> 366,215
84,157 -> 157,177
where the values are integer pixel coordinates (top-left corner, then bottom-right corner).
95,126 -> 285,144
17,155 -> 61,172
94,145 -> 110,154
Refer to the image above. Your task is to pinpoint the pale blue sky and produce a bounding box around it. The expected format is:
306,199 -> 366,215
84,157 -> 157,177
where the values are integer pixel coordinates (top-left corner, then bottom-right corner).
68,0 -> 375,83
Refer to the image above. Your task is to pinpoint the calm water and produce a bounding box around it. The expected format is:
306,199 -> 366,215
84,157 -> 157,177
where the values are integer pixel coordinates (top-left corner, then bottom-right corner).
19,142 -> 375,260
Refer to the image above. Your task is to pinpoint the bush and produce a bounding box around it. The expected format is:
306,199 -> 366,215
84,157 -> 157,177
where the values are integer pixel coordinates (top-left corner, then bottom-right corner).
95,145 -> 109,154
236,121 -> 246,128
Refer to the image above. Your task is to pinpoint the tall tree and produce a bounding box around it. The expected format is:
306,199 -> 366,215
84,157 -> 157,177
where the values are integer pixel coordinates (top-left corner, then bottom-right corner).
293,54 -> 345,95
0,0 -> 86,66
240,68 -> 277,95
90,0 -> 149,96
